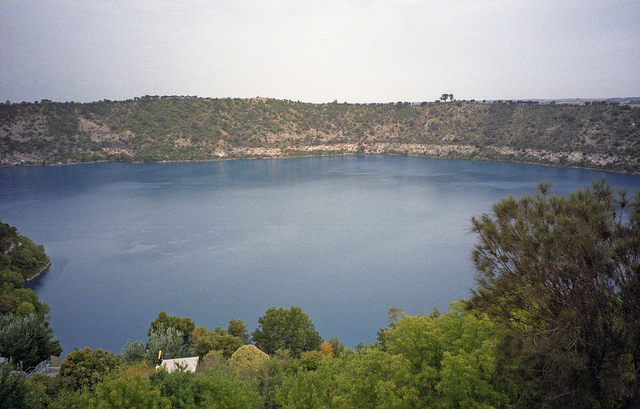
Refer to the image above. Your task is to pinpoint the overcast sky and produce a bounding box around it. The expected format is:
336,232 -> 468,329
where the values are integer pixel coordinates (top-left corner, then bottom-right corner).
1,0 -> 639,104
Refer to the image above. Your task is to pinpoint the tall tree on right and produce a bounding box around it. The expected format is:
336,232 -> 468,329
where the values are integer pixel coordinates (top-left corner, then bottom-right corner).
466,180 -> 640,408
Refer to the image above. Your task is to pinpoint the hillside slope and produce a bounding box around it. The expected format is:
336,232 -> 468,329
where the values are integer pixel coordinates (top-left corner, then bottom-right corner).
1,97 -> 639,172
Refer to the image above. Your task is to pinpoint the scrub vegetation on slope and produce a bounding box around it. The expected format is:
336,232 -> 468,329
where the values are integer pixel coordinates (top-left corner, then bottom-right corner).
1,97 -> 639,172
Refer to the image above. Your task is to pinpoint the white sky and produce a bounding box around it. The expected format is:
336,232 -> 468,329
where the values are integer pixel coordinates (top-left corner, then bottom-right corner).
1,0 -> 639,103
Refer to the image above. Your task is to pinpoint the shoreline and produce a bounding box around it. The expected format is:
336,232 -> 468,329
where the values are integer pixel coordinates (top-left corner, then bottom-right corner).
2,143 -> 638,175
25,260 -> 52,282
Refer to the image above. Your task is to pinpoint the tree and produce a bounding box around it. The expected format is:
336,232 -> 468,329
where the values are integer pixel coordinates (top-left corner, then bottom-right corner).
227,318 -> 250,344
58,347 -> 121,392
228,344 -> 269,373
192,326 -> 243,358
0,363 -> 44,409
51,368 -> 171,409
0,286 -> 50,320
148,369 -> 199,408
320,341 -> 334,357
148,311 -> 195,347
148,369 -> 262,409
121,340 -> 147,363
0,314 -> 61,370
377,307 -> 404,350
10,238 -> 49,280
440,94 -> 449,103
15,301 -> 35,316
194,371 -> 263,409
385,303 -> 512,408
466,180 -> 640,408
0,220 -> 52,320
251,306 -> 322,357
276,346 -> 419,408
121,326 -> 188,366
146,327 -> 187,364
0,269 -> 23,290
327,336 -> 345,358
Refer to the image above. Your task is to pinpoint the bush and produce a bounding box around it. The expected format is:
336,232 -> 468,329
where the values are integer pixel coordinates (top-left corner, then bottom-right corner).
228,345 -> 269,374
149,368 -> 262,409
192,327 -> 243,359
121,340 -> 146,363
0,314 -> 60,370
252,306 -> 322,357
0,363 -> 44,409
145,327 -> 187,364
51,368 -> 170,409
58,347 -> 121,391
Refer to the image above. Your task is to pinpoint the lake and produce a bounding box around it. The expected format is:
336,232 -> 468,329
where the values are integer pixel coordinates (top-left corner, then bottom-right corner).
1,155 -> 639,356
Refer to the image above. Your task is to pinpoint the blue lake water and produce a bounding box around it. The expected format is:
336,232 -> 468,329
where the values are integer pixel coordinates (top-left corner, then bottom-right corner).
1,156 -> 639,356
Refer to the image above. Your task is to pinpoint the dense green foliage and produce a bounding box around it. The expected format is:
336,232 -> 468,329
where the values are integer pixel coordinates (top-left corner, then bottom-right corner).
0,314 -> 61,370
148,311 -> 196,347
0,363 -> 44,409
0,220 -> 60,371
276,346 -> 419,408
252,306 -> 323,358
384,304 -> 513,408
2,97 -> 639,172
0,219 -> 50,283
228,345 -> 269,374
227,317 -> 251,344
191,326 -> 244,359
57,347 -> 121,392
149,369 -> 263,409
50,366 -> 172,409
122,327 -> 187,365
467,180 -> 640,408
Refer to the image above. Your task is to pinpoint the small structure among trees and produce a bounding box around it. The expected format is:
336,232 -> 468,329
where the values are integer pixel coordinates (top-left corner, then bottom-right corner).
159,356 -> 199,374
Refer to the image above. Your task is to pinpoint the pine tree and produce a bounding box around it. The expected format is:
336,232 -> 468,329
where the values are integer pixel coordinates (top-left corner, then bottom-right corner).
466,180 -> 640,408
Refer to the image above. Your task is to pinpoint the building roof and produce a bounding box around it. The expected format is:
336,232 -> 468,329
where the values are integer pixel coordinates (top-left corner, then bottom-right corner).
159,356 -> 199,373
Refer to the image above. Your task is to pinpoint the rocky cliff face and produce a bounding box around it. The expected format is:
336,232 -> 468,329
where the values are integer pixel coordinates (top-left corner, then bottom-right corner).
2,97 -> 639,172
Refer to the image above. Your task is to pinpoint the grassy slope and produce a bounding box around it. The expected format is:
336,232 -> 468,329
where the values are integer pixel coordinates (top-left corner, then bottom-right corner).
1,97 -> 639,172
